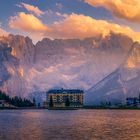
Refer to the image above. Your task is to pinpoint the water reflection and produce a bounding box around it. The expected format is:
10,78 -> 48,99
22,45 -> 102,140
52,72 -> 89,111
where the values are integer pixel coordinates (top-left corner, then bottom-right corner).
0,110 -> 140,140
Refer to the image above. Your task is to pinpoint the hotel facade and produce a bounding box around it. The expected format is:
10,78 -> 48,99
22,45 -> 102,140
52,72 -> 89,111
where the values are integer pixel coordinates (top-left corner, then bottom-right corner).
46,89 -> 84,108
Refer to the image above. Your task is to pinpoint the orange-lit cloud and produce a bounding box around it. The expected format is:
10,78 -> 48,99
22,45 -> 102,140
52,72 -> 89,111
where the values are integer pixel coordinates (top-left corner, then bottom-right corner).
21,3 -> 44,17
49,13 -> 140,42
85,0 -> 140,23
0,28 -> 8,36
9,12 -> 49,33
9,12 -> 140,43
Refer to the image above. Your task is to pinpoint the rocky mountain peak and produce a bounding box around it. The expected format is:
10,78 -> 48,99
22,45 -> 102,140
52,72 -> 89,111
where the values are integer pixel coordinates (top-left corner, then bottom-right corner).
0,33 -> 138,102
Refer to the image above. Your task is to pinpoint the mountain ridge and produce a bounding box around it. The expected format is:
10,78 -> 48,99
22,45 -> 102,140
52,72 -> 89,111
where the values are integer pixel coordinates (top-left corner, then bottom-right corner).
0,33 -> 138,104
84,42 -> 140,105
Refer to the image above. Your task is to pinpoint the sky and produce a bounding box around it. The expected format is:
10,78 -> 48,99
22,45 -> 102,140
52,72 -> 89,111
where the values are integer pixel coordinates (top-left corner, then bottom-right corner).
0,0 -> 140,43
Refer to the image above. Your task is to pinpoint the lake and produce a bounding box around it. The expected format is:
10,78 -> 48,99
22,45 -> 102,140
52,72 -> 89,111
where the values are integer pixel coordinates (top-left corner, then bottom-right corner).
0,109 -> 140,140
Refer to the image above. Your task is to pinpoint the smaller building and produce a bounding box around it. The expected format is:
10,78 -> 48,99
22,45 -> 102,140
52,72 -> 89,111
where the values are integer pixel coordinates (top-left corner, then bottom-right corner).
46,89 -> 84,108
126,97 -> 139,106
0,100 -> 10,108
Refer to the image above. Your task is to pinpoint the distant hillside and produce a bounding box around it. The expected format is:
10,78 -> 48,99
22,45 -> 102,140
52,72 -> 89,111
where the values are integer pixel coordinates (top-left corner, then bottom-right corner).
84,42 -> 140,105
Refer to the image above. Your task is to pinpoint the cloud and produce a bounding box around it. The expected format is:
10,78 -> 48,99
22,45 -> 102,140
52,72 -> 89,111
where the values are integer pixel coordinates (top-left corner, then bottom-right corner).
9,12 -> 49,33
45,9 -> 68,18
0,28 -> 8,36
56,3 -> 63,10
9,12 -> 140,43
21,3 -> 44,17
84,0 -> 140,23
49,13 -> 140,42
55,12 -> 68,18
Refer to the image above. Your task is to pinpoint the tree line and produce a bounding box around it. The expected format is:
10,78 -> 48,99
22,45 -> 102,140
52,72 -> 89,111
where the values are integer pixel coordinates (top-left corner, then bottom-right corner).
0,90 -> 35,107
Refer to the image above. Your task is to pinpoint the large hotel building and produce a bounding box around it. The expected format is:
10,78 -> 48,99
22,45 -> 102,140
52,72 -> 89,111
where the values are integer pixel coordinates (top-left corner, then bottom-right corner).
46,89 -> 84,108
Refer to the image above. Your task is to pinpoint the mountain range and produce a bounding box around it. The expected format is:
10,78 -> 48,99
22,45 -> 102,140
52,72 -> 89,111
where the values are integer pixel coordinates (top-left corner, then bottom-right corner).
0,33 -> 139,105
85,42 -> 140,105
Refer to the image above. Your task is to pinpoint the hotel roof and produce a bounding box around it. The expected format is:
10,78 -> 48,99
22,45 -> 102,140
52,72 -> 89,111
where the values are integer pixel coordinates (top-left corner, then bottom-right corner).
47,89 -> 84,94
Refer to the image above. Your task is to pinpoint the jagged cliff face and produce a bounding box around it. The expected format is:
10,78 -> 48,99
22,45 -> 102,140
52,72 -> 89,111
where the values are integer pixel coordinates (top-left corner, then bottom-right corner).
0,41 -> 24,96
0,43 -> 13,86
85,42 -> 140,105
0,33 -> 136,102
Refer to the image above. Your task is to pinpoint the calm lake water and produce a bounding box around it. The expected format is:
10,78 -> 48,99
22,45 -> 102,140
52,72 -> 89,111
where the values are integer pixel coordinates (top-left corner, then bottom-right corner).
0,109 -> 140,140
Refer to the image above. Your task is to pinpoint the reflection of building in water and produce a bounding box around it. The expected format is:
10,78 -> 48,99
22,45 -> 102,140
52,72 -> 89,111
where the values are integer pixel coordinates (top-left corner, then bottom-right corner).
46,89 -> 84,108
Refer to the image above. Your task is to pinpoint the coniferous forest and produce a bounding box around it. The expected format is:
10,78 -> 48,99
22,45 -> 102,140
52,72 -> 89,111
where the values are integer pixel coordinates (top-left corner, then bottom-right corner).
0,90 -> 35,107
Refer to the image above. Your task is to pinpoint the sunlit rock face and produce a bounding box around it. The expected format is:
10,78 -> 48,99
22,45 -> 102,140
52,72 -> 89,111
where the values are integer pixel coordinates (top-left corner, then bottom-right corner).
0,32 -> 135,101
0,35 -> 35,97
85,42 -> 140,105
0,41 -> 24,96
33,33 -> 133,90
0,43 -> 12,86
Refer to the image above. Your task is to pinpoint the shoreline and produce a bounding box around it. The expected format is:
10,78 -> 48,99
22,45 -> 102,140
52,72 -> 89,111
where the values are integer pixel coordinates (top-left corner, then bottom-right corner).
1,106 -> 140,110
